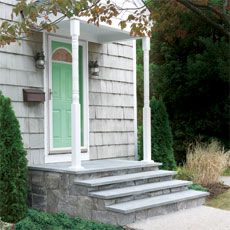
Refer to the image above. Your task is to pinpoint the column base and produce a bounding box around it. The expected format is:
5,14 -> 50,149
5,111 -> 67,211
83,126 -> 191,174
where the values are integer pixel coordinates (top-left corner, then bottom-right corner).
69,165 -> 85,171
143,106 -> 152,162
71,101 -> 82,171
141,159 -> 154,163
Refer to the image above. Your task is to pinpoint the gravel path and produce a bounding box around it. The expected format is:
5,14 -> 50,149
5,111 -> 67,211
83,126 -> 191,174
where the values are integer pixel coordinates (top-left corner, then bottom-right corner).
220,176 -> 230,186
126,206 -> 230,230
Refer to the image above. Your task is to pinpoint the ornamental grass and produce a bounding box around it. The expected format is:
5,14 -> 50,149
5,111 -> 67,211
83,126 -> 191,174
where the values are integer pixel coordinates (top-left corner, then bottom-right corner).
185,140 -> 228,187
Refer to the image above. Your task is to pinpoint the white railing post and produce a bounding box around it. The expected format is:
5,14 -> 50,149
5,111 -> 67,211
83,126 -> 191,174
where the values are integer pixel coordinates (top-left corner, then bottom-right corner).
142,37 -> 153,162
70,18 -> 83,169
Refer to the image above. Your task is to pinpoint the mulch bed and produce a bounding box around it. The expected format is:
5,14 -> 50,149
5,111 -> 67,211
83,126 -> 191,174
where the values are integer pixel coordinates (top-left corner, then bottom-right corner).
206,183 -> 230,199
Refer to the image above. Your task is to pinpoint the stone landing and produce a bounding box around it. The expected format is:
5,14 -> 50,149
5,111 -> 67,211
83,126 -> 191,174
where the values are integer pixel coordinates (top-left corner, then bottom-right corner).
28,159 -> 208,226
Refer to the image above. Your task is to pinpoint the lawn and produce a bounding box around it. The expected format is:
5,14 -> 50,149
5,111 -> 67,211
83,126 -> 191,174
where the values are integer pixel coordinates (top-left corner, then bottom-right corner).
222,167 -> 230,176
1,209 -> 123,230
206,189 -> 230,211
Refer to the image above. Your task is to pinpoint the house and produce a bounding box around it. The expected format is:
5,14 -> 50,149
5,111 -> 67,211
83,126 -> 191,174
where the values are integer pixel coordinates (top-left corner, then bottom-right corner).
0,0 -> 208,226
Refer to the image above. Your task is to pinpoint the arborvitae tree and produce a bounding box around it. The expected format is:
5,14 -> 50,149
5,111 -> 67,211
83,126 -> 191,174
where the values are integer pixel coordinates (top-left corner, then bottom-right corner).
139,97 -> 176,170
150,97 -> 176,170
0,92 -> 28,223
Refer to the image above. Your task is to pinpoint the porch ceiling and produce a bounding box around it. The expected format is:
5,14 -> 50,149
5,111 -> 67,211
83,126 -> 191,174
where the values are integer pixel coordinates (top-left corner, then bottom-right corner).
53,19 -> 138,44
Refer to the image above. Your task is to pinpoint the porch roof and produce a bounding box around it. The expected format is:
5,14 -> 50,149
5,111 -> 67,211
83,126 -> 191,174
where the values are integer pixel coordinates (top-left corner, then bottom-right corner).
51,18 -> 139,44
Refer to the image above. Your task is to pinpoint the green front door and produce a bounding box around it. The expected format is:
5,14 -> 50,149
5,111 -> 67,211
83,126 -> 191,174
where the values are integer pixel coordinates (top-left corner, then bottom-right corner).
51,40 -> 84,149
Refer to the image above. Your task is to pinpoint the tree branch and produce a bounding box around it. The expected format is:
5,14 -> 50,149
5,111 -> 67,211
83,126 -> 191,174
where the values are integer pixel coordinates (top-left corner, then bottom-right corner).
176,0 -> 230,39
188,0 -> 230,26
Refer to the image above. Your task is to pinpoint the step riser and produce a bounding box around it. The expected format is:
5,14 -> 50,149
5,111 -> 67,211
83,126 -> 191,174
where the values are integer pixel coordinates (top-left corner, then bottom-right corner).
90,175 -> 174,191
91,186 -> 189,206
71,176 -> 178,197
74,166 -> 159,181
144,197 -> 206,220
70,175 -> 174,197
91,197 -> 206,226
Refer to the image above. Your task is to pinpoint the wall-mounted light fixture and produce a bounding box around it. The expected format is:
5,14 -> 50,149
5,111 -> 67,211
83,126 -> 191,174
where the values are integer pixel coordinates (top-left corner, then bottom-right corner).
89,61 -> 99,76
34,51 -> 45,69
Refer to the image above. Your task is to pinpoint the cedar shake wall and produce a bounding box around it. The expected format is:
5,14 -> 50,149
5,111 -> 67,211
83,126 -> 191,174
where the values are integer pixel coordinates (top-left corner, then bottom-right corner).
0,0 -> 136,164
88,42 -> 135,160
0,1 -> 44,164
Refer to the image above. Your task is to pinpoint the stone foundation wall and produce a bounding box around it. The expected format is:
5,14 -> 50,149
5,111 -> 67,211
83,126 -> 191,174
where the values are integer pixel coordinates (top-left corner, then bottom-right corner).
29,167 -> 150,215
28,168 -> 206,226
28,165 -> 159,220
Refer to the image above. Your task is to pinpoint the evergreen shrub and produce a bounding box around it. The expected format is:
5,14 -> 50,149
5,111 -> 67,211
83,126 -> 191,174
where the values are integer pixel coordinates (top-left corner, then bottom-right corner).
0,92 -> 28,223
139,97 -> 176,170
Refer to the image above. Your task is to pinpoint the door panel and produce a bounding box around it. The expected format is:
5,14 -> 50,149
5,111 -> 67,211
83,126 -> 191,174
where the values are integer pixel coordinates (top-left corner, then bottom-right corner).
52,41 -> 84,148
51,40 -> 84,149
52,62 -> 72,148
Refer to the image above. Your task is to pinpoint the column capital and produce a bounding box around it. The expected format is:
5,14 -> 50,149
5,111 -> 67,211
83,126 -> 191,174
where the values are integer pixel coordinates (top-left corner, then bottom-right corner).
70,18 -> 80,37
142,37 -> 150,51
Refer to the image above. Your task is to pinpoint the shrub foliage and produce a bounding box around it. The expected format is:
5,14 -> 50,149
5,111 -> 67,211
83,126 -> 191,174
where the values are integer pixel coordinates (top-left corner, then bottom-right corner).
153,37 -> 230,163
0,93 -> 28,223
136,1 -> 230,164
15,209 -> 123,230
188,183 -> 208,192
139,97 -> 176,170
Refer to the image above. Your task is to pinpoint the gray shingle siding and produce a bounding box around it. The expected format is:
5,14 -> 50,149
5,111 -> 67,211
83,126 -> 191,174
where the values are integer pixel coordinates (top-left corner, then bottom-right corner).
0,38 -> 44,165
88,42 -> 135,160
0,2 -> 136,164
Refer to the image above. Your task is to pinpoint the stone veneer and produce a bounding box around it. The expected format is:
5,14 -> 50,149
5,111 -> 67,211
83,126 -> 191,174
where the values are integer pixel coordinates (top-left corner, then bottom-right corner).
28,165 -> 207,226
28,165 -> 159,225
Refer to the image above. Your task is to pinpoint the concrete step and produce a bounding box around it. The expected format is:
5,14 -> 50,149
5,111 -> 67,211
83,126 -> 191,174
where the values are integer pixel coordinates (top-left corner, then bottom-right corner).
106,190 -> 209,214
75,170 -> 176,188
90,180 -> 192,200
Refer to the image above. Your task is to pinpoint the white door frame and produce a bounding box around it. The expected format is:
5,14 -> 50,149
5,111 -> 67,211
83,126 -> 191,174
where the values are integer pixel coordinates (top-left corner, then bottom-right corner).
43,33 -> 89,163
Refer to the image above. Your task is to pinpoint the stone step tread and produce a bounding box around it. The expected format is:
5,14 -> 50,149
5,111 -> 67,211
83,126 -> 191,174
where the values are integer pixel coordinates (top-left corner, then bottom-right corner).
75,170 -> 176,187
106,190 -> 209,214
89,180 -> 192,199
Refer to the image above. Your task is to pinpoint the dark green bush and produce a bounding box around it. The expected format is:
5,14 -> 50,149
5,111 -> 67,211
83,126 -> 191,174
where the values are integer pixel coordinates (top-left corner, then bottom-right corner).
139,97 -> 176,170
154,37 -> 230,164
136,2 -> 230,164
15,209 -> 123,230
189,183 -> 208,192
137,125 -> 143,161
0,92 -> 28,223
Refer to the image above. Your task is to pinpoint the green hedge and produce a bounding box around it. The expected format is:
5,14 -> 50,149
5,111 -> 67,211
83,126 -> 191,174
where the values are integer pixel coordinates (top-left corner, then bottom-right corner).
0,92 -> 28,223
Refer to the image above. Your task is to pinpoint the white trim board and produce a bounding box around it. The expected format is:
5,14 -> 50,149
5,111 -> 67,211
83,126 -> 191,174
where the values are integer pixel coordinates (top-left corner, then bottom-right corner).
133,40 -> 138,160
44,33 -> 89,163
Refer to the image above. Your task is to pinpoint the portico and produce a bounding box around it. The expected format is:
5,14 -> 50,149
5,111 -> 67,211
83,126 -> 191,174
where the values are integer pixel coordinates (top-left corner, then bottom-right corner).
43,17 -> 152,169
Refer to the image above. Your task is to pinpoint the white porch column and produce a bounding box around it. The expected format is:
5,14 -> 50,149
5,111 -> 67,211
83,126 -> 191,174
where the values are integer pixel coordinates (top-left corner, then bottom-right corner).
70,19 -> 83,169
142,37 -> 153,162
